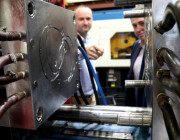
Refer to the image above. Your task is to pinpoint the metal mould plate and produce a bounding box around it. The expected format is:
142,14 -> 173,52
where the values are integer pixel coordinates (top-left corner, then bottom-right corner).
25,0 -> 79,129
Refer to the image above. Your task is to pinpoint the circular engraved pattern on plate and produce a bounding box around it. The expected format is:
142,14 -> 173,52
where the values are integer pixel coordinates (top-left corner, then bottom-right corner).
39,25 -> 75,84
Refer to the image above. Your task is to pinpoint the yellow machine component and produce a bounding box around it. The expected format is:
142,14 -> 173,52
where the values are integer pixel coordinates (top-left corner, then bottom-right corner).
111,32 -> 137,59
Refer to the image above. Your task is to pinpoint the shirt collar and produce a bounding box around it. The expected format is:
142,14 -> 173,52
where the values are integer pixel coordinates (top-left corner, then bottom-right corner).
139,39 -> 145,49
78,33 -> 90,44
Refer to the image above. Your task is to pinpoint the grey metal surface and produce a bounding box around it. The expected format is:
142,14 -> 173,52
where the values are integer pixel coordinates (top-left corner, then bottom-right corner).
59,105 -> 152,113
143,4 -> 153,108
125,80 -> 151,87
0,0 -> 79,130
151,0 -> 180,139
51,105 -> 152,127
123,10 -> 146,18
114,0 -> 151,6
50,121 -> 135,140
59,129 -> 133,140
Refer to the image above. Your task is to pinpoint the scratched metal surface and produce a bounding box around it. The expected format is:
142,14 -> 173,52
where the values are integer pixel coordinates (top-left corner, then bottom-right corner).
151,0 -> 180,139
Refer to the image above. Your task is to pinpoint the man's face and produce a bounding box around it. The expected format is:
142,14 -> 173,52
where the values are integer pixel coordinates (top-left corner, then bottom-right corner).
75,7 -> 92,36
131,17 -> 145,41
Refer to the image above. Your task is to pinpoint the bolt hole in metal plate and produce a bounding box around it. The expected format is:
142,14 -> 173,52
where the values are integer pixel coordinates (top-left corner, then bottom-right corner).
28,1 -> 35,17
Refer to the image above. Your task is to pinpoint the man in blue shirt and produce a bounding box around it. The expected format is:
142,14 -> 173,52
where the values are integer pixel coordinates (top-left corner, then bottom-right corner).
71,5 -> 104,105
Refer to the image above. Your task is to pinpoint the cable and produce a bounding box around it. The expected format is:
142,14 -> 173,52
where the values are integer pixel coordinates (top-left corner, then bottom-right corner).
0,71 -> 26,85
0,54 -> 11,69
78,46 -> 107,105
74,93 -> 81,105
75,35 -> 90,105
0,91 -> 27,119
0,31 -> 26,41
78,81 -> 89,105
77,35 -> 100,105
0,53 -> 24,69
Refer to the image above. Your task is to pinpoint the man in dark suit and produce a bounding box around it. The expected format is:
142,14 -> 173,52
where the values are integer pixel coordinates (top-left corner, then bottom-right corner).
124,5 -> 146,107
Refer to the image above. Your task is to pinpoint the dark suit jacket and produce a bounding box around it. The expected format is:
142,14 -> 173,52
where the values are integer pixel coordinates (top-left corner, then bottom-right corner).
124,40 -> 143,106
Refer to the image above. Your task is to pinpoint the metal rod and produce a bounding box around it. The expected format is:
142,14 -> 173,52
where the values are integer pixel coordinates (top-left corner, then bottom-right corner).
157,47 -> 180,79
59,105 -> 152,113
50,105 -> 152,127
157,93 -> 180,140
125,80 -> 151,88
123,10 -> 145,18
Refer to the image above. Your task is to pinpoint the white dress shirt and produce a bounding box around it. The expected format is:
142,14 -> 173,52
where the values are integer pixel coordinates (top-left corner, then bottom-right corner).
133,40 -> 145,80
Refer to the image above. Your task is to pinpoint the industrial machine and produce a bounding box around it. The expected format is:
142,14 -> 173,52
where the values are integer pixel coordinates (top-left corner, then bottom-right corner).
0,0 -> 180,140
0,0 -> 79,130
124,0 -> 180,139
151,0 -> 180,139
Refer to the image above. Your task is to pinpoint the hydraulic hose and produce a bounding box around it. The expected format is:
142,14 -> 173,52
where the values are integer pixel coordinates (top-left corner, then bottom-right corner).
157,47 -> 180,79
0,31 -> 26,41
0,53 -> 24,69
74,92 -> 81,105
158,76 -> 180,99
154,1 -> 180,34
77,35 -> 100,105
77,35 -> 89,105
78,46 -> 107,105
0,91 -> 27,119
0,71 -> 26,85
157,93 -> 180,140
0,54 -> 11,69
78,81 -> 89,105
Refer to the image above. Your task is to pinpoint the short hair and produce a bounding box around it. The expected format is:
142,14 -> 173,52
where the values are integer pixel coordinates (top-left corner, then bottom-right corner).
133,4 -> 144,10
74,5 -> 92,12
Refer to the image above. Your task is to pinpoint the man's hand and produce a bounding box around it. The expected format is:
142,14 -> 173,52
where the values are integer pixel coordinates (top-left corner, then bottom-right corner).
85,45 -> 104,60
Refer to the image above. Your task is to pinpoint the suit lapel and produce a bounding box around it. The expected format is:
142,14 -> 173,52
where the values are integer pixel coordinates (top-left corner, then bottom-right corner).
129,42 -> 141,76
